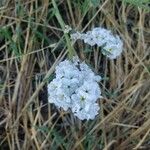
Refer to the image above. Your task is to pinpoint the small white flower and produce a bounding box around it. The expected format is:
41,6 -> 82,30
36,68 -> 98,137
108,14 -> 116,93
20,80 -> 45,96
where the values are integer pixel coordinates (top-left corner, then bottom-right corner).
79,62 -> 101,82
74,102 -> 100,120
70,32 -> 83,41
91,27 -> 108,46
55,60 -> 77,79
83,31 -> 96,46
47,79 -> 59,93
76,81 -> 101,101
61,78 -> 79,96
64,25 -> 72,33
55,92 -> 71,111
102,36 -> 123,59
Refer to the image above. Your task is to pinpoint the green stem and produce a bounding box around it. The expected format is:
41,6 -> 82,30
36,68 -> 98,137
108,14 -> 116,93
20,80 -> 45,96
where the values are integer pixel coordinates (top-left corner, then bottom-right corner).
52,0 -> 75,59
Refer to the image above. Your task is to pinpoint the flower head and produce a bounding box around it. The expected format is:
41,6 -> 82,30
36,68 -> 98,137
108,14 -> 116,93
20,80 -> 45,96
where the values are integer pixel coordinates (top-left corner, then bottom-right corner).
47,56 -> 102,120
70,27 -> 123,59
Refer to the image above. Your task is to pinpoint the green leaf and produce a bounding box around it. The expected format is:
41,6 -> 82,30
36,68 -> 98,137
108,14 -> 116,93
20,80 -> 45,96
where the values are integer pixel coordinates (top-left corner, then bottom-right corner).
33,125 -> 50,133
47,8 -> 56,21
123,0 -> 150,12
91,0 -> 101,7
0,27 -> 22,57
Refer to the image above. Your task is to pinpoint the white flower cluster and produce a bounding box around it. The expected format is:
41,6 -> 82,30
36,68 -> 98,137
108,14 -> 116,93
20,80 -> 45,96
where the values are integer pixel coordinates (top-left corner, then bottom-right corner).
71,27 -> 123,59
48,57 -> 102,120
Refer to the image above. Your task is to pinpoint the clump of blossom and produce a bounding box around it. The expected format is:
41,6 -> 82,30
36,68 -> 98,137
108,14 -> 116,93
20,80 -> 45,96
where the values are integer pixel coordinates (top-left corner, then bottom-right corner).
70,32 -> 83,41
48,56 -> 102,120
71,27 -> 123,59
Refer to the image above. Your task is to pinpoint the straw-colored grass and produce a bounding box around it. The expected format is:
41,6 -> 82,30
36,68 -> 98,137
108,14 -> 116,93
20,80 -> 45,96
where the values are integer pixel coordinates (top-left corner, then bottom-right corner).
0,0 -> 150,149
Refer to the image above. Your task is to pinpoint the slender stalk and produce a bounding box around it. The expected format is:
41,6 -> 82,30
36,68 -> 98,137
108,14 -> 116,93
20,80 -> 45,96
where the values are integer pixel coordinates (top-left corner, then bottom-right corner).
52,0 -> 75,59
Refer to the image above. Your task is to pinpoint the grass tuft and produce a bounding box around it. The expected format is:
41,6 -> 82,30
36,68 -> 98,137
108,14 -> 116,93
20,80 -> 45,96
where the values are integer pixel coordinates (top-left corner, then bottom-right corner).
0,0 -> 150,149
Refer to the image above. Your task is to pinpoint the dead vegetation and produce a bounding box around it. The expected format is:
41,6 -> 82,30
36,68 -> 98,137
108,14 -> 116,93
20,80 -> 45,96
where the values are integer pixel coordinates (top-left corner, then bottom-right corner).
0,0 -> 150,149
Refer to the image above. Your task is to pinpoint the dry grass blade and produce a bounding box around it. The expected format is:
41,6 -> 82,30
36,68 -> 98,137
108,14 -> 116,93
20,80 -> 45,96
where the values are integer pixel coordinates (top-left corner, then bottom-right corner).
0,0 -> 150,149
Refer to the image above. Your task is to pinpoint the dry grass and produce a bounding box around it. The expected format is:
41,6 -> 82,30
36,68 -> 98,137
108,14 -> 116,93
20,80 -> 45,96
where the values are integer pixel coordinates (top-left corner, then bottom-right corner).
0,0 -> 150,149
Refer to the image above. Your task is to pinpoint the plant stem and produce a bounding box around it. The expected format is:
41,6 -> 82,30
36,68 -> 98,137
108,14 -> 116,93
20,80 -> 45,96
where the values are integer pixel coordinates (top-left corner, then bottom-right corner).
52,0 -> 75,59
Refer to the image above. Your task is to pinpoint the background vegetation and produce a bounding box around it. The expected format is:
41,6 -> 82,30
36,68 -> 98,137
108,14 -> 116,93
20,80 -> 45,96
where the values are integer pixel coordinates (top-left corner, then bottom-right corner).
0,0 -> 150,149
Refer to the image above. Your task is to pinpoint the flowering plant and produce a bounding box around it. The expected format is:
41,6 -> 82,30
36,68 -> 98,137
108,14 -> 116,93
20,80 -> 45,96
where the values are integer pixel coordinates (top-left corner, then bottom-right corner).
48,27 -> 123,120
48,57 -> 102,120
71,27 -> 123,59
